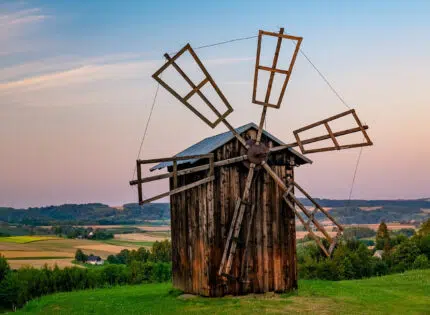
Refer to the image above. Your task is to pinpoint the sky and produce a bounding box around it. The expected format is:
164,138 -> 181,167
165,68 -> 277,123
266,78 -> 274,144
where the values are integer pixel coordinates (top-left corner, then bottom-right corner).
1,0 -> 429,208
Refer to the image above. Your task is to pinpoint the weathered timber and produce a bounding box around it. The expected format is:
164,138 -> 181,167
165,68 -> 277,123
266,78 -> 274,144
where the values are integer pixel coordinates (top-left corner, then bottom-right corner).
169,129 -> 298,296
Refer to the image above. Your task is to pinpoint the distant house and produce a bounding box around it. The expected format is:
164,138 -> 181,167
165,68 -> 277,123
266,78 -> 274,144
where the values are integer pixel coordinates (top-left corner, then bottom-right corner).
86,255 -> 104,265
373,250 -> 384,259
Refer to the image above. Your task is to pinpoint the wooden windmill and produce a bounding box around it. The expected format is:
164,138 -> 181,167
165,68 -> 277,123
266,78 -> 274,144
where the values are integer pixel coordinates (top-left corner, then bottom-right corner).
130,28 -> 373,296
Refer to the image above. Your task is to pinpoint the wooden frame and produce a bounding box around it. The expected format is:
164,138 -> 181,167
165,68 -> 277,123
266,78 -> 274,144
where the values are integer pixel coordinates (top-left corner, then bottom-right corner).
252,28 -> 302,109
152,44 -> 233,128
293,109 -> 373,154
132,154 -> 215,205
283,181 -> 344,256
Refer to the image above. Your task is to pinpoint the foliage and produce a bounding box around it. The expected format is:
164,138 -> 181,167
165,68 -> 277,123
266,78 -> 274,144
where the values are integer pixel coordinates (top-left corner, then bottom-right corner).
0,261 -> 172,311
412,254 -> 429,269
108,241 -> 171,265
299,220 -> 430,281
375,221 -> 391,250
417,219 -> 430,237
343,226 -> 376,239
0,203 -> 170,225
0,255 -> 10,282
0,240 -> 173,310
74,249 -> 88,263
52,225 -> 114,240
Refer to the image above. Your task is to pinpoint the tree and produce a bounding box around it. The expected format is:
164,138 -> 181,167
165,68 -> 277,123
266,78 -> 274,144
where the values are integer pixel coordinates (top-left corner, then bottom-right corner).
376,221 -> 391,250
74,249 -> 87,262
151,240 -> 172,263
412,254 -> 429,269
417,219 -> 430,237
0,254 -> 10,282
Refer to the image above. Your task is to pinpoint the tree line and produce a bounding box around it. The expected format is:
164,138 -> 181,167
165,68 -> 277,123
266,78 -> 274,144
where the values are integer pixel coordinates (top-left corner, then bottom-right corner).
0,241 -> 172,311
298,219 -> 430,280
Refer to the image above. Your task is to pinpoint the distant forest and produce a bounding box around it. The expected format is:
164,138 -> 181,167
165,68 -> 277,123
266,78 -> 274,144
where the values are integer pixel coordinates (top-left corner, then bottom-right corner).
0,198 -> 429,226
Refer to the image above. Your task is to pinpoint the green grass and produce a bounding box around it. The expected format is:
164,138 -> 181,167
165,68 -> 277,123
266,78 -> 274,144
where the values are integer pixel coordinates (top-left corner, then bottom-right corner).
12,270 -> 430,314
0,236 -> 60,244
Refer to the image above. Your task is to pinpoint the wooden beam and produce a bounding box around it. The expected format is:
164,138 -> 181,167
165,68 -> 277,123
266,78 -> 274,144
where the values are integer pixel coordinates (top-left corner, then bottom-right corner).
294,109 -> 355,134
252,30 -> 263,103
260,30 -> 302,41
173,160 -> 178,189
283,195 -> 330,257
140,176 -> 215,205
138,154 -> 214,165
293,181 -> 343,231
270,125 -> 370,153
286,191 -> 332,242
218,198 -> 242,276
265,28 -> 284,104
136,160 -> 143,204
224,164 -> 255,275
130,155 -> 247,186
257,66 -> 289,75
277,36 -> 301,107
183,77 -> 209,101
152,44 -> 234,129
324,122 -> 340,149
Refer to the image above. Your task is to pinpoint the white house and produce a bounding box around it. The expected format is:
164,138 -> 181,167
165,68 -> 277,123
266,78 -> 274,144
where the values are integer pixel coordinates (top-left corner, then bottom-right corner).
86,254 -> 104,265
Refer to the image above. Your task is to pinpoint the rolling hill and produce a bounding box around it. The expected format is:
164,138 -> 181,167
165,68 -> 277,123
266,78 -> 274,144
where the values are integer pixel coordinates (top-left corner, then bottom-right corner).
12,270 -> 430,314
1,198 -> 429,226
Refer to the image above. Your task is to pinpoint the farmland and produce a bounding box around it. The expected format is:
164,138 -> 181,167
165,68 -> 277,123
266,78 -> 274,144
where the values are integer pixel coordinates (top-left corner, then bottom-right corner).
13,269 -> 430,314
1,222 -> 420,269
0,225 -> 173,269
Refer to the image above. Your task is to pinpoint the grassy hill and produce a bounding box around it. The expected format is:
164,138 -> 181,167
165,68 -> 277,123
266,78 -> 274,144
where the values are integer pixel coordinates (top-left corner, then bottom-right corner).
13,270 -> 430,314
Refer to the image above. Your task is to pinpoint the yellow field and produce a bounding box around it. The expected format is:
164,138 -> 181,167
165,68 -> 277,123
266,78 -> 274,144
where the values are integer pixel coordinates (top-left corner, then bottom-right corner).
114,232 -> 169,242
0,236 -> 61,243
8,259 -> 79,269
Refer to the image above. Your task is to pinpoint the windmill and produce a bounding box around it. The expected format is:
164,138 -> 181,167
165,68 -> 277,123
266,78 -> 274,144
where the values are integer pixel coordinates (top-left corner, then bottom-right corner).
130,28 -> 373,296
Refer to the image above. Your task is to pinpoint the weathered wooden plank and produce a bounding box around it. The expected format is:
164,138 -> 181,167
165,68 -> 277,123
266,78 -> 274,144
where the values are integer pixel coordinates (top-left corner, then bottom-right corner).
140,176 -> 214,204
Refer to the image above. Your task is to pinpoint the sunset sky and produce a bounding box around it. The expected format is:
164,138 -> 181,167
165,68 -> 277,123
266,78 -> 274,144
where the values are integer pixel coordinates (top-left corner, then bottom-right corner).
1,1 -> 429,208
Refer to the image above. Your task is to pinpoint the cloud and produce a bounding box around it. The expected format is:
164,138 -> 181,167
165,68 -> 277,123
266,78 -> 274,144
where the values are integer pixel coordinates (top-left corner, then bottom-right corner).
0,6 -> 50,56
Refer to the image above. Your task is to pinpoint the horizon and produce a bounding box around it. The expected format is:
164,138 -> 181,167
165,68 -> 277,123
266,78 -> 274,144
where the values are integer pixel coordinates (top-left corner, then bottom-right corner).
3,196 -> 430,210
1,1 -> 430,208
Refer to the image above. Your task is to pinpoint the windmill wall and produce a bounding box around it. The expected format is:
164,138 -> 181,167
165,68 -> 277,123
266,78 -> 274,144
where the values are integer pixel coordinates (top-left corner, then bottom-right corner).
169,130 -> 298,297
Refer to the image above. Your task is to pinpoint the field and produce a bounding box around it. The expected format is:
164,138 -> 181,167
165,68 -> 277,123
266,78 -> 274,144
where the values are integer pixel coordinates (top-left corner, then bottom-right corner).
12,270 -> 430,314
0,237 -> 140,269
0,236 -> 60,244
0,225 -> 174,269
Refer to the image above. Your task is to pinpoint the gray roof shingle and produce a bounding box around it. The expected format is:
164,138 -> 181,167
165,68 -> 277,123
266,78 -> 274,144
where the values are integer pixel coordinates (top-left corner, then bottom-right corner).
150,122 -> 311,171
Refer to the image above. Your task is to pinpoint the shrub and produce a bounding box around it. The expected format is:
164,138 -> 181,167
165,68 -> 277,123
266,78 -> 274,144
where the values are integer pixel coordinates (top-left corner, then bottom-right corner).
412,254 -> 429,269
75,249 -> 88,263
0,254 -> 10,282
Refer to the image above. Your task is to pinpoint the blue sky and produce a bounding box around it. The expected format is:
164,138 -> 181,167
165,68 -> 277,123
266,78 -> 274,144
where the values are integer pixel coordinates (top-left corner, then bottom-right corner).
1,1 -> 429,207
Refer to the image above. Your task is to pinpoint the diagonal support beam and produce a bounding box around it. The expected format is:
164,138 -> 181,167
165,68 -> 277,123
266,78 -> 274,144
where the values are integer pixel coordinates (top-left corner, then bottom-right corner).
219,164 -> 256,277
261,162 -> 344,256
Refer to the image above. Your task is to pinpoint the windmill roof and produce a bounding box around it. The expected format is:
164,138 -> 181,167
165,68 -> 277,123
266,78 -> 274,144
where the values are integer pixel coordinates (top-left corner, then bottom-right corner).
150,122 -> 312,171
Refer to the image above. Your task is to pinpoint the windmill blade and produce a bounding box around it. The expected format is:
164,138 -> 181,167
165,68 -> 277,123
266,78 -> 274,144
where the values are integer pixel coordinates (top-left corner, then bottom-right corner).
252,28 -> 302,109
291,109 -> 373,154
218,164 -> 256,278
152,44 -> 248,148
262,162 -> 343,256
130,154 -> 248,205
